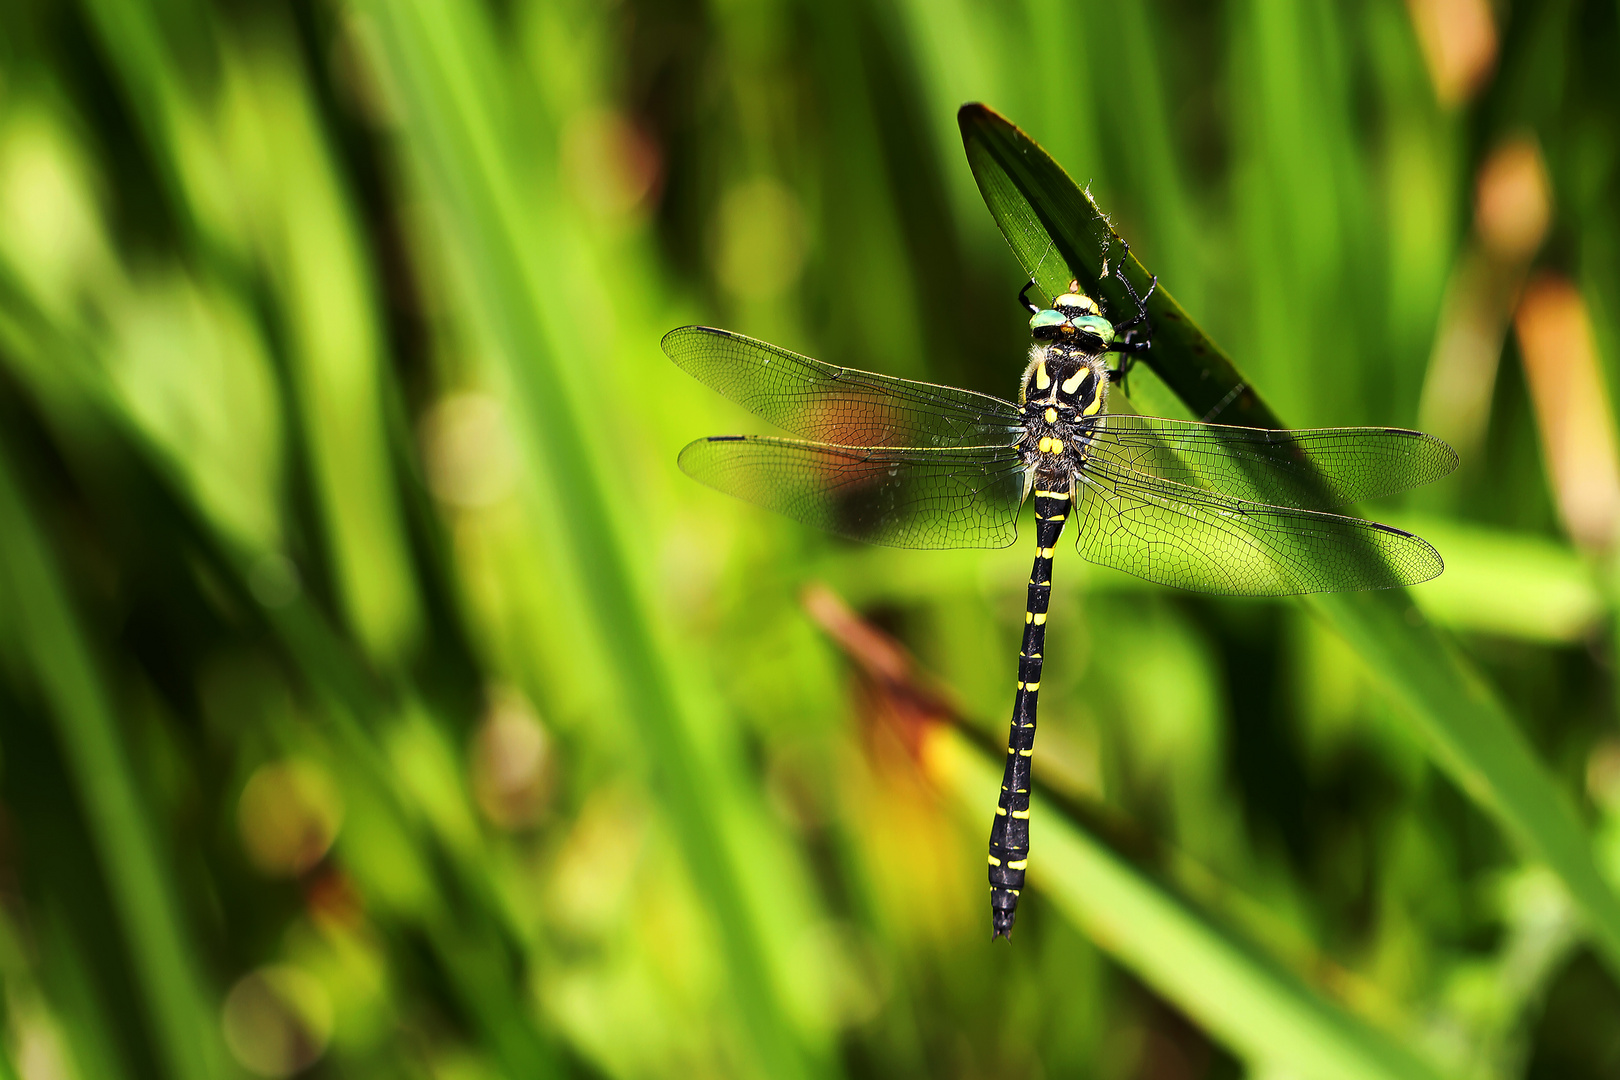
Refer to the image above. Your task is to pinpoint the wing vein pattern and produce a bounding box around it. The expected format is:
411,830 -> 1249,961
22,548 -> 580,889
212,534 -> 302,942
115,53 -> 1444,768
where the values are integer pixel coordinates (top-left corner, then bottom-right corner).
663,326 -> 1023,447
666,327 -> 1457,590
678,437 -> 1027,550
1085,415 -> 1458,510
1072,454 -> 1442,595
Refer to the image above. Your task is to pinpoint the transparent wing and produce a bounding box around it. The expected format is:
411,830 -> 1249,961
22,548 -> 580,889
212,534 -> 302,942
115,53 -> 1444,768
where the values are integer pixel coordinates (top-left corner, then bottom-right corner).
1072,454 -> 1443,595
1085,415 -> 1458,510
663,326 -> 1023,448
678,436 -> 1027,549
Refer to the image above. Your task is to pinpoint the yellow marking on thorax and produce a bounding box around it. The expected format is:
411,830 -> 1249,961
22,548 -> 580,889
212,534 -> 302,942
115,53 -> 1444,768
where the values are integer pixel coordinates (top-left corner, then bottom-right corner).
1035,360 -> 1051,390
1044,407 -> 1057,423
1061,369 -> 1087,395
1083,392 -> 1105,415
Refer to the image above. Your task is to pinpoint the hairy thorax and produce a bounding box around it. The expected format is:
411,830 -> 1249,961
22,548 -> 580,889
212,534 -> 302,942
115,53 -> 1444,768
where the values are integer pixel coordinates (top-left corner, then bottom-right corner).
1017,342 -> 1110,491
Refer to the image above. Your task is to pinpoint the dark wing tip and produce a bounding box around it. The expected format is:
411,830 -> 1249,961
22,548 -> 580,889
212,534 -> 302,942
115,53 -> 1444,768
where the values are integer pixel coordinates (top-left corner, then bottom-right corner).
1373,524 -> 1445,587
659,325 -> 692,354
675,435 -> 728,481
660,325 -> 735,359
1433,435 -> 1461,476
1382,427 -> 1461,479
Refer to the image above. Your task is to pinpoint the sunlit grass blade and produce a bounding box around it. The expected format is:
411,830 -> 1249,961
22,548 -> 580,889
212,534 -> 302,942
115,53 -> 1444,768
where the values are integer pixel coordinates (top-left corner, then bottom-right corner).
1397,516 -> 1604,642
350,2 -> 828,1077
926,727 -> 1455,1080
957,100 -> 1620,976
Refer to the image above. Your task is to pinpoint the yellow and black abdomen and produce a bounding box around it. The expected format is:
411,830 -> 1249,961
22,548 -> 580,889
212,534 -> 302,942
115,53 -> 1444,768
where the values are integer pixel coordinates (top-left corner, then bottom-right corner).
987,486 -> 1070,938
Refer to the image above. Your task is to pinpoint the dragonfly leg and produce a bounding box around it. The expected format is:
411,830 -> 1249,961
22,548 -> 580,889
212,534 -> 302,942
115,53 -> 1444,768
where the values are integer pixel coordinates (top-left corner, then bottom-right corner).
1107,354 -> 1132,393
1107,236 -> 1157,323
1113,275 -> 1156,333
1118,270 -> 1159,318
1018,278 -> 1042,314
1103,238 -> 1154,396
1105,336 -> 1150,396
1111,286 -> 1156,335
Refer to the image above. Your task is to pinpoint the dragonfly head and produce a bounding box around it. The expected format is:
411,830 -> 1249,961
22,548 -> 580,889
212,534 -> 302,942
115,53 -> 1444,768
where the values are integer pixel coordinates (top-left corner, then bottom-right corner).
1053,290 -> 1098,319
1029,295 -> 1116,352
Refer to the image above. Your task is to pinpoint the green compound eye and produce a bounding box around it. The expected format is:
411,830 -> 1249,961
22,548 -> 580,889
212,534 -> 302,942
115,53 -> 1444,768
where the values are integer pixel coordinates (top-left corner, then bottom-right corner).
1072,314 -> 1115,345
1029,309 -> 1067,339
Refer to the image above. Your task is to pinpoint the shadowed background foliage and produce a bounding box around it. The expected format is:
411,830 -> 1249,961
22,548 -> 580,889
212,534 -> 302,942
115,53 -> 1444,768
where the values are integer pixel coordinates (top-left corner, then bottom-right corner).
0,0 -> 1619,1078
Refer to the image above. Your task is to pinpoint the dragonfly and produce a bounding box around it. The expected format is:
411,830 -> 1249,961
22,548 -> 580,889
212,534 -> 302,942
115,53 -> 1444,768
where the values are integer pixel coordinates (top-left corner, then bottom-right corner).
663,267 -> 1456,939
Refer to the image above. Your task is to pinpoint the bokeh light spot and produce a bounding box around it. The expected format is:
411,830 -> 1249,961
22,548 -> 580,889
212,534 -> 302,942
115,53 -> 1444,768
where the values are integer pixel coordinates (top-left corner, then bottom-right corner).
1406,0 -> 1497,107
1514,274 -> 1620,550
419,392 -> 520,509
238,760 -> 344,878
469,687 -> 554,830
221,964 -> 333,1078
711,177 -> 808,301
248,552 -> 302,608
1589,739 -> 1620,815
0,110 -> 107,311
1475,136 -> 1551,262
560,109 -> 662,219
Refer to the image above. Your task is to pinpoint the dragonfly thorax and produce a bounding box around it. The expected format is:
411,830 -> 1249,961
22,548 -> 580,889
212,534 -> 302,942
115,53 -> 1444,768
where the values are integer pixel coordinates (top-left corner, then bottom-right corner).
1018,350 -> 1107,488
1020,345 -> 1108,417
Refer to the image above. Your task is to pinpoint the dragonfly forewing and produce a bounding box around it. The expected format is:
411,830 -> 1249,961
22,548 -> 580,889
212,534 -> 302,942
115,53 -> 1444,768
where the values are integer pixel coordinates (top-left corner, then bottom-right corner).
663,326 -> 1024,448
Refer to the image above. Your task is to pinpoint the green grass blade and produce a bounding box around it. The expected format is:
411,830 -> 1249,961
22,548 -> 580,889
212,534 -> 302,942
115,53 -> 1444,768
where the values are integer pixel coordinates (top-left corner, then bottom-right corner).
929,728 -> 1455,1080
0,445 -> 233,1080
0,255 -> 561,1077
1398,517 -> 1603,642
957,101 -> 1620,976
351,3 -> 826,1077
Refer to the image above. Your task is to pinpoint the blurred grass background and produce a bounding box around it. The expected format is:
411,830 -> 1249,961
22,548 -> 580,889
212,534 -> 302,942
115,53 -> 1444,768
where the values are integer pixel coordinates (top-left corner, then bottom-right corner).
0,0 -> 1618,1078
